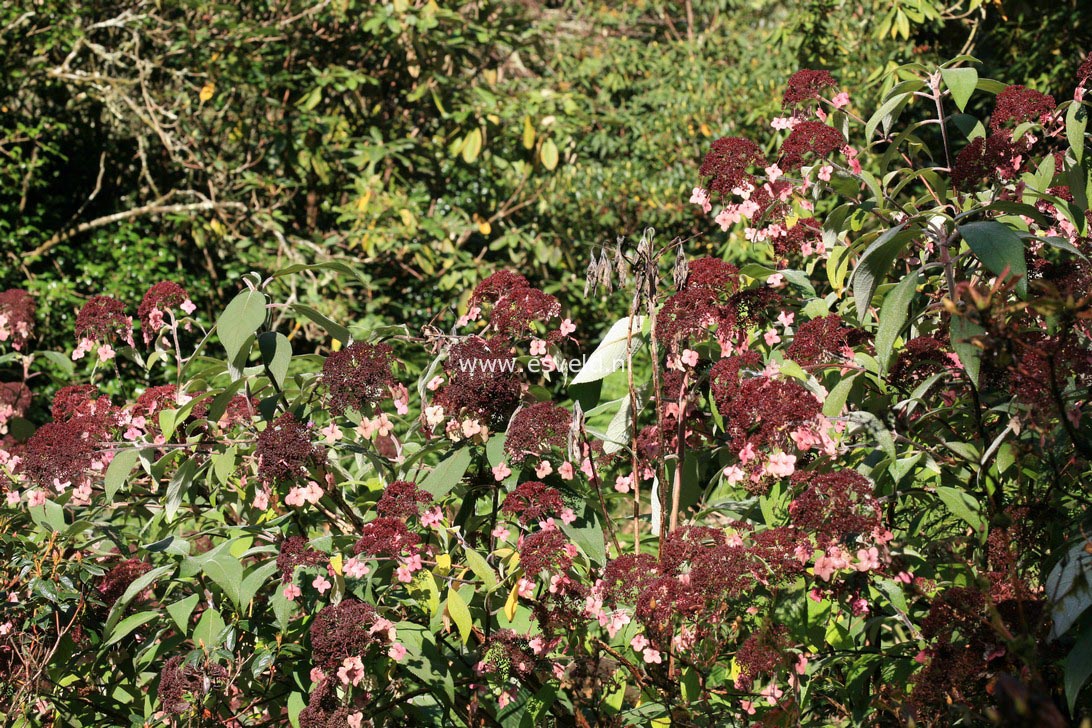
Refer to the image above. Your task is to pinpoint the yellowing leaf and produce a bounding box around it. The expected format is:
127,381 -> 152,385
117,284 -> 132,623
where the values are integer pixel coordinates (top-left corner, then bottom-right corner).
461,128 -> 482,164
522,115 -> 535,149
329,554 -> 343,576
540,138 -> 559,170
447,588 -> 473,644
435,553 -> 452,572
199,82 -> 216,103
699,122 -> 713,137
504,584 -> 518,621
478,220 -> 492,235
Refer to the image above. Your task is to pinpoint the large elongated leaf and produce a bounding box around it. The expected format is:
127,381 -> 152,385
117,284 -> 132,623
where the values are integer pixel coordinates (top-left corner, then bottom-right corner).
958,221 -> 1027,297
875,271 -> 921,373
571,316 -> 645,385
850,225 -> 915,322
217,290 -> 268,362
1048,541 -> 1092,639
941,67 -> 978,112
420,447 -> 472,497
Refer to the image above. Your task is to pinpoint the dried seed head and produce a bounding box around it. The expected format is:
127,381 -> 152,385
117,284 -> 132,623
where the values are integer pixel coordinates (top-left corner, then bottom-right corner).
585,250 -> 599,298
567,400 -> 584,461
597,252 -> 614,294
673,245 -> 689,292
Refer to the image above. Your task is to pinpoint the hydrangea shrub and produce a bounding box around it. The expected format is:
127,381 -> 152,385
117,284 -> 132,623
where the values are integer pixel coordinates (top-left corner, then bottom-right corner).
2,52 -> 1092,726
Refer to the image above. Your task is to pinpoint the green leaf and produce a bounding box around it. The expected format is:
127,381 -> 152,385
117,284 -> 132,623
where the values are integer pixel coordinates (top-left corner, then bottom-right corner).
958,221 -> 1027,297
562,517 -> 607,566
570,316 -> 645,385
192,607 -> 227,649
1068,101 -> 1088,164
420,447 -> 472,497
1048,542 -> 1092,639
463,548 -> 498,591
288,692 -> 306,728
936,486 -> 985,531
950,315 -> 985,387
104,448 -> 142,501
103,611 -> 158,647
291,304 -> 351,344
167,594 -> 200,632
201,554 -> 245,610
165,458 -> 198,522
446,587 -> 473,644
875,271 -> 921,372
1065,623 -> 1092,712
941,67 -> 978,112
239,562 -> 279,608
217,289 -> 268,363
258,332 -> 292,388
850,225 -> 915,322
540,138 -> 559,171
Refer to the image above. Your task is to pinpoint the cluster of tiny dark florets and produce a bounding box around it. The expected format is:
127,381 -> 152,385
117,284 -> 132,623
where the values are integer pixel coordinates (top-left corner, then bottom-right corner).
0,288 -> 35,350
352,516 -> 420,558
599,554 -> 661,608
97,558 -> 152,606
480,630 -> 540,682
990,85 -> 1055,132
890,336 -> 950,390
773,217 -> 823,259
734,626 -> 789,691
309,599 -> 382,669
255,413 -> 322,483
782,69 -> 838,107
276,536 -> 327,581
0,381 -> 31,419
375,480 -> 433,519
788,470 -> 880,545
950,133 -> 1023,189
788,314 -> 864,366
51,385 -> 110,423
469,271 -> 561,341
502,481 -> 565,525
436,336 -> 522,427
685,257 -> 740,291
699,137 -> 766,195
531,577 -> 589,638
518,528 -> 572,577
21,420 -> 101,488
299,679 -> 351,728
134,385 -> 180,418
218,394 -> 256,429
157,656 -> 226,715
75,295 -> 132,344
321,341 -> 395,415
504,402 -> 571,463
710,354 -> 821,455
746,179 -> 795,225
778,121 -> 847,171
656,286 -> 742,350
137,281 -> 191,343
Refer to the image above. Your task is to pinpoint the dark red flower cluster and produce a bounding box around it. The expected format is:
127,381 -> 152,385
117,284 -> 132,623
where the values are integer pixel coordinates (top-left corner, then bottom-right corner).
710,353 -> 821,456
157,656 -> 226,714
0,288 -> 35,350
218,394 -> 256,429
75,295 -> 132,344
699,137 -> 766,195
436,336 -> 522,427
468,271 -> 561,341
97,558 -> 152,606
787,314 -> 863,366
1080,52 -> 1092,85
773,217 -> 823,259
21,420 -> 102,488
375,480 -> 432,519
782,69 -> 837,107
598,553 -> 660,608
504,402 -> 571,463
778,121 -> 846,170
656,287 -> 735,349
950,133 -> 1023,189
746,179 -> 795,224
299,680 -> 350,728
137,281 -> 191,344
0,382 -> 31,422
890,336 -> 950,390
685,257 -> 740,291
134,385 -> 181,419
276,536 -> 327,581
51,385 -> 114,423
352,516 -> 420,558
501,481 -> 564,524
518,528 -> 572,577
734,626 -> 789,691
320,341 -> 395,415
255,413 -> 322,483
480,630 -> 540,681
531,576 -> 589,638
788,470 -> 881,545
309,599 -> 382,669
990,85 -> 1055,132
